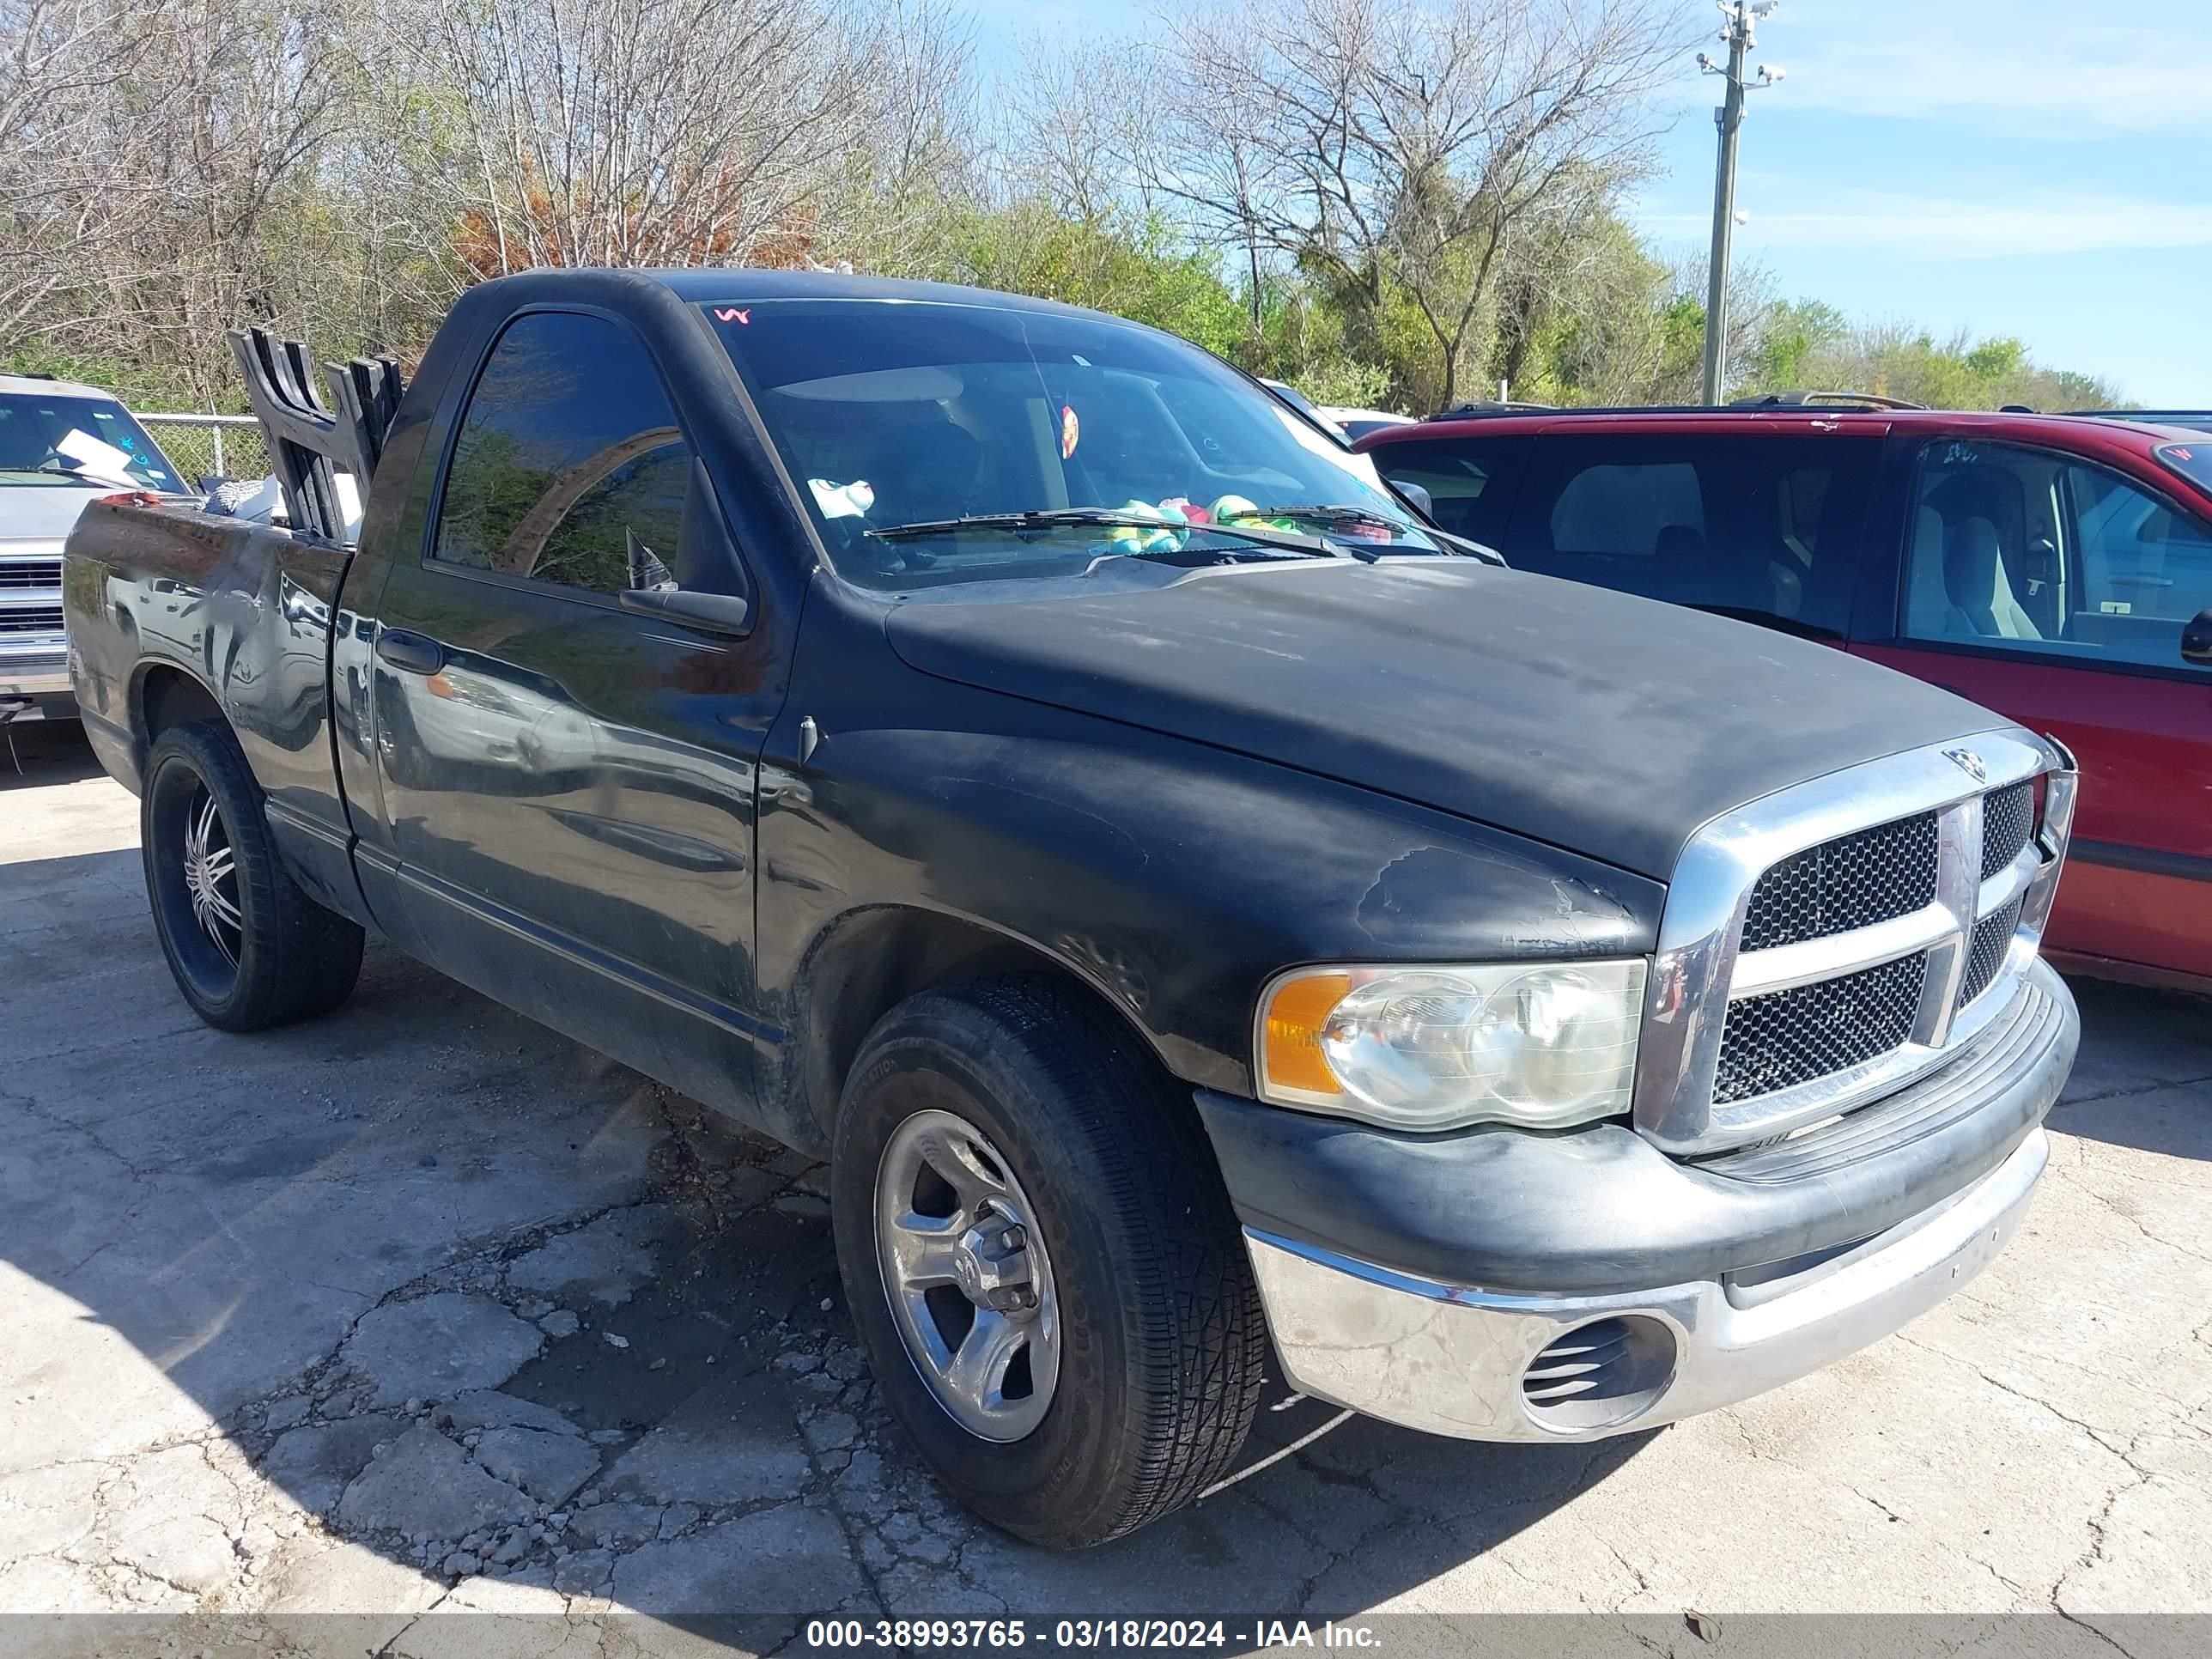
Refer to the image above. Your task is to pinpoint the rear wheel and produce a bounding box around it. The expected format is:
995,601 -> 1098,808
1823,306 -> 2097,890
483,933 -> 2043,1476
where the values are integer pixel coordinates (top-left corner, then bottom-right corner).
142,719 -> 364,1031
831,975 -> 1266,1549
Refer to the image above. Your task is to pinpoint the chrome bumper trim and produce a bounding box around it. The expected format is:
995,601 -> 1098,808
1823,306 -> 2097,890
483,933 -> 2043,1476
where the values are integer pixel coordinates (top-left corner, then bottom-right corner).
1246,1127 -> 2048,1443
0,641 -> 70,696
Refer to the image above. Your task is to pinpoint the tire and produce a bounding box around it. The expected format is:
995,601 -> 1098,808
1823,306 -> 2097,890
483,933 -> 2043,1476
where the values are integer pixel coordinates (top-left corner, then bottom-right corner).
830,974 -> 1266,1549
141,718 -> 365,1032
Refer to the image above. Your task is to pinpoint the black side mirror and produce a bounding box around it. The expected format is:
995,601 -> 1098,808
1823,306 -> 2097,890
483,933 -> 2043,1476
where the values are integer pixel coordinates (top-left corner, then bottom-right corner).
2184,607 -> 2212,667
619,586 -> 750,635
1389,479 -> 1435,519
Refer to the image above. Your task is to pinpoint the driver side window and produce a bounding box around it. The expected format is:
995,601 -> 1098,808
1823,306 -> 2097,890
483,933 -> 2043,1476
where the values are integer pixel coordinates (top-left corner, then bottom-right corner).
435,312 -> 696,598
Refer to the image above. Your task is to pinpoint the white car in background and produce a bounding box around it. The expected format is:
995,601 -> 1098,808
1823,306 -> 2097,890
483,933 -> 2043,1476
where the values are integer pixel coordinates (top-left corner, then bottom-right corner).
0,374 -> 185,723
1257,380 -> 1417,445
1319,406 -> 1416,442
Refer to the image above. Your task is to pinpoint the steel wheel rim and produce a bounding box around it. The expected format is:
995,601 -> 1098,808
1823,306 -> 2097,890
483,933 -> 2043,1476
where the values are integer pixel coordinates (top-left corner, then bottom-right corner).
180,785 -> 241,969
874,1107 -> 1060,1442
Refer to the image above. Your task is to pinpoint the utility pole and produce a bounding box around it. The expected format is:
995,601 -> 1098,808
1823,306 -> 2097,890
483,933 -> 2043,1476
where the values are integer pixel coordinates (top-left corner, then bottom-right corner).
1698,2 -> 1784,405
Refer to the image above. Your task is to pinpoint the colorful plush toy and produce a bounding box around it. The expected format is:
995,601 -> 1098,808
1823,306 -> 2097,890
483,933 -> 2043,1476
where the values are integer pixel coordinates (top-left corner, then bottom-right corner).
1101,499 -> 1184,554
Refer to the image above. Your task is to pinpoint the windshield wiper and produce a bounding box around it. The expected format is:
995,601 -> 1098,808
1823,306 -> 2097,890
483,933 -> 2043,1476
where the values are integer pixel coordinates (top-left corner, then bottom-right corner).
1243,502 -> 1419,535
865,507 -> 1359,562
1237,502 -> 1476,560
37,459 -> 141,490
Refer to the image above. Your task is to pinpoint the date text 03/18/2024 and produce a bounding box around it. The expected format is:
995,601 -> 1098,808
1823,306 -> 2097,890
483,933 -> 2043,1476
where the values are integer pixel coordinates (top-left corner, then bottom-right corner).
801,1620 -> 1382,1650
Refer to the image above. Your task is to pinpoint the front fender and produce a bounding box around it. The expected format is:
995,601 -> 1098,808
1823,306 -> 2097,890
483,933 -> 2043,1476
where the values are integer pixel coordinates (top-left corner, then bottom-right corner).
757,665 -> 1664,1123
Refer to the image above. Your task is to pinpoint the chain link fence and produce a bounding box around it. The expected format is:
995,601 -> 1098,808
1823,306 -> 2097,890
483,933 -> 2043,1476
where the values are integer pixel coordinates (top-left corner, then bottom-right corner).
137,414 -> 270,486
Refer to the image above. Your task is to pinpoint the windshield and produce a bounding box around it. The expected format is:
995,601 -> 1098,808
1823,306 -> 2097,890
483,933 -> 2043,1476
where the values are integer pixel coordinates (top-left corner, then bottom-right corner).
706,300 -> 1437,588
0,391 -> 179,489
2156,441 -> 2212,497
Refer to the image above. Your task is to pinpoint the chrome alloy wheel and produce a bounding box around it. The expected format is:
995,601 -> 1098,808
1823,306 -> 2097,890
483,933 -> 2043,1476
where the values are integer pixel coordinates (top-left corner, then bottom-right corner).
180,786 -> 241,968
873,1108 -> 1060,1442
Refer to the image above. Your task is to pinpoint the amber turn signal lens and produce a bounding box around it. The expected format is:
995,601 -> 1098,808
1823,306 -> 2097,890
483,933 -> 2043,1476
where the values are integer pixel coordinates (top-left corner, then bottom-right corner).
1260,970 -> 1352,1099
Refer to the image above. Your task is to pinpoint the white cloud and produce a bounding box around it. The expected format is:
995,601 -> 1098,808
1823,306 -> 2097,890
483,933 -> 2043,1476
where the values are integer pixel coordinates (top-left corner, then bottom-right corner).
1637,185 -> 2212,259
1684,0 -> 2212,137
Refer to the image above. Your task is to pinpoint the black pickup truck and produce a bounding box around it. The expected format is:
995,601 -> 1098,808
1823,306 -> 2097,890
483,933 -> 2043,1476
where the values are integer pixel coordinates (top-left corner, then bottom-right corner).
64,270 -> 2081,1548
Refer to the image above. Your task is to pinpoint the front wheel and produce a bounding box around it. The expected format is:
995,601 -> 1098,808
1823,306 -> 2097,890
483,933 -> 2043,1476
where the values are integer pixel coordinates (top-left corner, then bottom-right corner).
830,975 -> 1266,1549
142,719 -> 364,1031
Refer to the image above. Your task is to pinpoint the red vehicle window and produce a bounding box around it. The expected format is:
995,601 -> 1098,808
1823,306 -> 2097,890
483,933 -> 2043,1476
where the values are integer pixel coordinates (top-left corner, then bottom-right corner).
1358,435 -> 1526,548
1498,433 -> 1876,638
1899,438 -> 2212,674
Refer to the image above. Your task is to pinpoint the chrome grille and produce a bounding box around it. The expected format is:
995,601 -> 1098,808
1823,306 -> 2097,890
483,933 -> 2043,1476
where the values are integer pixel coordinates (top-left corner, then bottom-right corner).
1632,732 -> 2078,1158
1713,952 -> 1928,1103
0,605 -> 64,634
1980,782 -> 2034,881
0,560 -> 61,590
1699,976 -> 2064,1182
1958,895 -> 2025,1009
1740,811 -> 1938,949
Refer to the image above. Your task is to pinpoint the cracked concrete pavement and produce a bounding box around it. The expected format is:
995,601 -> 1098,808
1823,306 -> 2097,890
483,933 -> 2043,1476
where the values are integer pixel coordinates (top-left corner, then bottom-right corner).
2,723 -> 2208,1654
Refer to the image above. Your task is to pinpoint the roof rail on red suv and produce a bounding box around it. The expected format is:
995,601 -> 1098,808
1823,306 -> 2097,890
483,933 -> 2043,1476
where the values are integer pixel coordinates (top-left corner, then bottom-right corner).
1423,398 -> 1558,422
1728,389 -> 1929,410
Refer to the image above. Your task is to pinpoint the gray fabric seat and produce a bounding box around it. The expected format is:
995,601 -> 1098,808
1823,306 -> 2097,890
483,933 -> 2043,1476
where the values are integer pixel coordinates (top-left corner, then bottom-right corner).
1946,516 -> 2041,640
1907,507 -> 2041,641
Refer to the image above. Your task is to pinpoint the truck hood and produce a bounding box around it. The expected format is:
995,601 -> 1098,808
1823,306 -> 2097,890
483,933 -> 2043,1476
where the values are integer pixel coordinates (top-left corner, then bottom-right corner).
0,480 -> 111,547
884,560 -> 2006,881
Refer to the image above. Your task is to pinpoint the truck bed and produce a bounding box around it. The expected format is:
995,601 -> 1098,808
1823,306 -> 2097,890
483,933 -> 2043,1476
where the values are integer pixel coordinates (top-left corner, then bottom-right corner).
64,496 -> 363,918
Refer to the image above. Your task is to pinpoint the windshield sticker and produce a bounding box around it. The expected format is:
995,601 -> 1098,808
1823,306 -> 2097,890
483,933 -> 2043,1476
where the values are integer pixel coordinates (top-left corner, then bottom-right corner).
714,307 -> 750,325
809,477 -> 875,520
1059,404 -> 1079,459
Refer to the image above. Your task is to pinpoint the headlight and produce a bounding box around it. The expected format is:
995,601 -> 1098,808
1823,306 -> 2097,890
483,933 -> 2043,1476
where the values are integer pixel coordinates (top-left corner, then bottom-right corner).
1255,960 -> 1648,1132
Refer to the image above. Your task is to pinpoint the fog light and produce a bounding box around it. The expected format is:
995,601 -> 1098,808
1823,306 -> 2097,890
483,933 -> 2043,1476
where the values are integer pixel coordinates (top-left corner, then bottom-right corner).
1519,1315 -> 1678,1433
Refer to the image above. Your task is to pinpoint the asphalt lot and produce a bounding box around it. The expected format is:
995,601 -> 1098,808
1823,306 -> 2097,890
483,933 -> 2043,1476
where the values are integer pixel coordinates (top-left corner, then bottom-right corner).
1,720 -> 2208,1654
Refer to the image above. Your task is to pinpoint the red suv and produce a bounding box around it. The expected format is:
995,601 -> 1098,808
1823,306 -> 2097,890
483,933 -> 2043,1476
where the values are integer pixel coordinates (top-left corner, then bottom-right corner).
1359,408 -> 2212,992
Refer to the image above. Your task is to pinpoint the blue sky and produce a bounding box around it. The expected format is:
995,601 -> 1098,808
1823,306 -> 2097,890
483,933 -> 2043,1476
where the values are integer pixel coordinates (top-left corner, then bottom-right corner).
966,0 -> 2212,405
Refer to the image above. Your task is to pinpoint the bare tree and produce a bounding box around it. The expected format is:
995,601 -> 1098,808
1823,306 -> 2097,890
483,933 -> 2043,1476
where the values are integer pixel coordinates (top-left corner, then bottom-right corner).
0,0 -> 161,342
815,0 -> 981,276
3,0 -> 363,400
380,0 -> 903,278
1148,0 -> 1685,406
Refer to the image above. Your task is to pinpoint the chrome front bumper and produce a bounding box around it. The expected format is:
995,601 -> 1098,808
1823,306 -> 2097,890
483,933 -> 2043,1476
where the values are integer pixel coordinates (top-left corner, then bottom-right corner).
0,636 -> 71,698
1249,1127 -> 2046,1442
1232,963 -> 2076,1443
